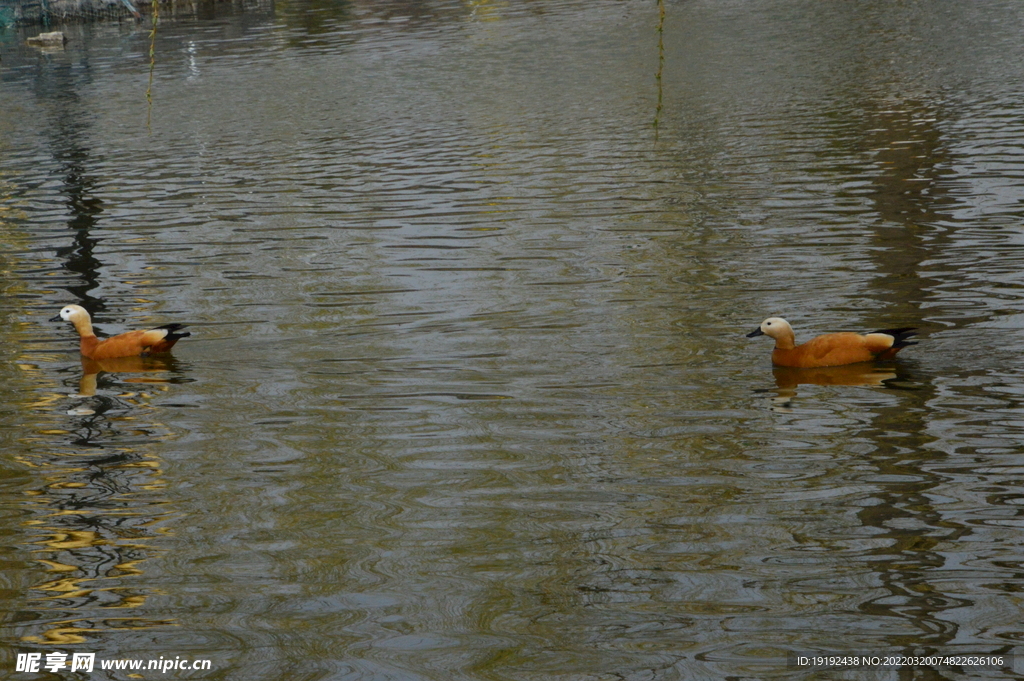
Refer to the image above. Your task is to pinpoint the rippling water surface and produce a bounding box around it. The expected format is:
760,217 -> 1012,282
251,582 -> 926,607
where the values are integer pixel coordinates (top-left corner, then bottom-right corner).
3,0 -> 1024,678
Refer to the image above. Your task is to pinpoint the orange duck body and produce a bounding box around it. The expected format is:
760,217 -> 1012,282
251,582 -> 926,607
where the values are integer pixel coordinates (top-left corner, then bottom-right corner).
54,304 -> 190,359
747,317 -> 916,368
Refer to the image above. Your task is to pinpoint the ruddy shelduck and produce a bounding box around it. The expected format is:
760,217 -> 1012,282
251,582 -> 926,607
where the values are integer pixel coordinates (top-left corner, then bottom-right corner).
53,304 -> 190,360
747,317 -> 916,368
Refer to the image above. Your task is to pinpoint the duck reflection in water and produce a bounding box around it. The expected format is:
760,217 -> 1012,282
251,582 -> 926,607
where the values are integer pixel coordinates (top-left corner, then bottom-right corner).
773,363 -> 899,389
763,364 -> 912,412
77,355 -> 180,397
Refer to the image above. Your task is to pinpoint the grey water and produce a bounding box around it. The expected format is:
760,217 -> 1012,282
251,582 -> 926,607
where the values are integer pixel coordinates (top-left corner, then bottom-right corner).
2,1 -> 1024,678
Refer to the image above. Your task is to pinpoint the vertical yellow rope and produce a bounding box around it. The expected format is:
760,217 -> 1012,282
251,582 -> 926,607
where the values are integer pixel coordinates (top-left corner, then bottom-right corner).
653,0 -> 665,140
146,0 -> 159,132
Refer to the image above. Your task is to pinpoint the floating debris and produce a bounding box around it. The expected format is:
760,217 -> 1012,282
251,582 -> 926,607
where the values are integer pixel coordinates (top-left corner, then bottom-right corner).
26,31 -> 67,47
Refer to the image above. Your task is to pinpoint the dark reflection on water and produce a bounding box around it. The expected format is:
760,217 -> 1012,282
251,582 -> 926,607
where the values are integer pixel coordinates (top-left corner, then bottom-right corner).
3,0 -> 1024,678
34,49 -> 107,315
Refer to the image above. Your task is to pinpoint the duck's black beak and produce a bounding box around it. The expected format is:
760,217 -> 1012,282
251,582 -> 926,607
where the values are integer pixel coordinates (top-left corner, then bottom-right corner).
49,313 -> 63,322
746,327 -> 764,338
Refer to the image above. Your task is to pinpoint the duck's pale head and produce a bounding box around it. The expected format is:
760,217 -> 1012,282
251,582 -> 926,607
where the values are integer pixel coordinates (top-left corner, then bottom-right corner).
747,317 -> 792,340
56,304 -> 91,324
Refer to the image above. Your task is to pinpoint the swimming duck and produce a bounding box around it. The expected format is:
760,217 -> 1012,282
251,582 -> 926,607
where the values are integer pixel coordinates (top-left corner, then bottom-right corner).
52,304 -> 190,360
747,317 -> 916,368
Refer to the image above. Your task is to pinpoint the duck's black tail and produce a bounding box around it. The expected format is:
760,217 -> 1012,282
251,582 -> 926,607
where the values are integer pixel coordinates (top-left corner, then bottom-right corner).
873,327 -> 918,350
156,323 -> 191,343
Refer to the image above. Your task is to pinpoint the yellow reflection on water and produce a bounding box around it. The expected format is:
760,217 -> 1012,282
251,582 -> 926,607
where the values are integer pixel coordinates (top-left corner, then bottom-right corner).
21,617 -> 177,645
6,342 -> 186,644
